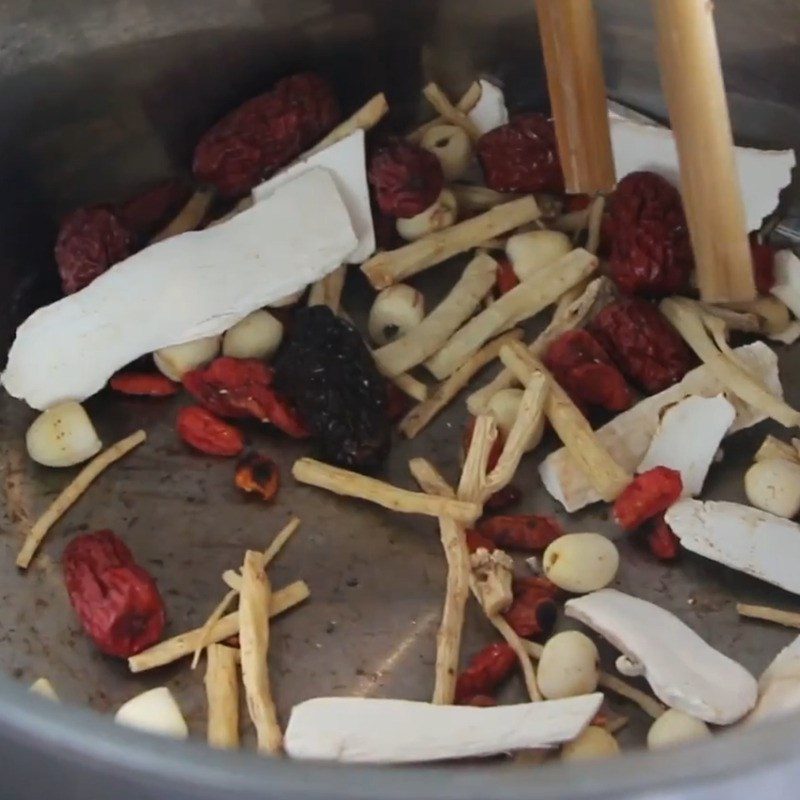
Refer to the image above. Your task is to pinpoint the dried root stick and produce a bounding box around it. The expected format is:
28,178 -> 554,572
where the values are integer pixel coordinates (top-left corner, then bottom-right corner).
308,265 -> 347,313
422,83 -> 482,142
400,330 -> 523,439
152,188 -> 215,242
293,458 -> 480,523
458,415 -> 498,502
240,551 -> 283,755
18,430 -> 146,569
408,83 -> 482,144
205,644 -> 240,749
737,603 -> 800,629
500,341 -> 632,501
362,197 -> 541,289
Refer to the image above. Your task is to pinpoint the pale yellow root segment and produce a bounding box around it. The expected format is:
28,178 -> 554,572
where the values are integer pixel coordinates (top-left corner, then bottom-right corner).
127,580 -> 309,673
737,603 -> 800,629
18,430 -> 146,569
191,589 -> 238,671
240,551 -> 283,755
307,265 -> 347,313
205,644 -> 240,749
152,188 -> 215,243
500,341 -> 632,501
422,83 -> 482,142
407,82 -> 482,144
400,330 -> 523,439
292,458 -> 480,523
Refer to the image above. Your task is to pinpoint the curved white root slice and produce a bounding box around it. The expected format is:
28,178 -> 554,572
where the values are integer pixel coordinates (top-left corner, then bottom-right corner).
747,635 -> 800,725
566,589 -> 757,725
3,170 -> 356,409
467,79 -> 509,135
637,394 -> 736,496
115,687 -> 189,739
284,694 -> 602,763
666,499 -> 800,597
540,342 -> 782,512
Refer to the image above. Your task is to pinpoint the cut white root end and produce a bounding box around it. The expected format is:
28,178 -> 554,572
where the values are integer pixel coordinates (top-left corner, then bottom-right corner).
115,687 -> 189,740
26,401 -> 102,468
284,695 -> 603,763
647,710 -> 710,750
222,310 -> 283,361
397,190 -> 458,242
154,335 -> 221,381
543,534 -> 620,594
506,230 -> 573,281
421,125 -> 473,181
368,284 -> 426,346
744,458 -> 800,519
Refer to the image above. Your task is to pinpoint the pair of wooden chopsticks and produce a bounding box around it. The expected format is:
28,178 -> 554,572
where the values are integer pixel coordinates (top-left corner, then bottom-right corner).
535,0 -> 755,304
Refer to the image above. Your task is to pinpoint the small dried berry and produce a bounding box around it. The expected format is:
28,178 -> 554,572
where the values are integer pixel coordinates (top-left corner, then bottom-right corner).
607,171 -> 693,297
55,207 -> 135,294
544,330 -> 634,412
176,406 -> 245,457
647,517 -> 681,561
109,372 -> 180,397
477,114 -> 564,194
614,467 -> 683,532
495,257 -> 520,297
368,141 -> 444,219
235,452 -> 280,501
503,579 -> 558,638
591,298 -> 695,395
484,484 -> 522,513
476,515 -> 564,552
465,528 -> 497,554
455,642 -> 517,704
750,233 -> 776,295
274,306 -> 391,470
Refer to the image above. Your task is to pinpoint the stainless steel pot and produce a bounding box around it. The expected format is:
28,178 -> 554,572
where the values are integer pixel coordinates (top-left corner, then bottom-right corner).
1,2 -> 799,798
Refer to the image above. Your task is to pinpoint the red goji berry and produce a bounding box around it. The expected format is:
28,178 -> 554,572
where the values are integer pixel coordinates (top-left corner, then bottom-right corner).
177,406 -> 245,457
750,232 -> 776,295
368,141 -> 444,218
495,257 -> 520,296
455,642 -> 517,704
62,530 -> 165,658
647,516 -> 681,561
476,515 -> 564,552
544,330 -> 634,412
502,576 -> 560,638
109,372 -> 179,397
613,467 -> 683,532
607,171 -> 694,297
591,298 -> 695,395
234,452 -> 280,501
477,114 -> 564,194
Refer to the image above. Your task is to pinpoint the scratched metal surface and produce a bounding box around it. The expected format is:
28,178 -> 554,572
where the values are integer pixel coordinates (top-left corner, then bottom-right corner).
0,1 -> 799,799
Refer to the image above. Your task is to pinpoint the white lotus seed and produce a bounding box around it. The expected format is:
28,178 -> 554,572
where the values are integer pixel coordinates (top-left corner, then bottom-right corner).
506,230 -> 572,281
543,533 -> 620,594
368,284 -> 426,346
486,388 -> 544,451
26,401 -> 102,468
396,190 -> 458,242
561,726 -> 619,762
744,457 -> 800,519
537,631 -> 600,700
420,124 -> 473,181
154,335 -> 221,381
647,709 -> 710,750
222,310 -> 283,361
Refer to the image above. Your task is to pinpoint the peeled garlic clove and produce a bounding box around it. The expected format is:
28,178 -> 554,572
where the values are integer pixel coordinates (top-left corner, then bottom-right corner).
543,533 -> 619,594
647,709 -> 710,750
368,284 -> 426,346
420,124 -> 473,181
561,726 -> 619,761
222,310 -> 283,361
154,335 -> 221,381
26,402 -> 102,468
744,458 -> 800,519
29,677 -> 59,702
397,190 -> 458,242
115,687 -> 189,739
506,230 -> 572,281
537,631 -> 600,700
486,388 -> 544,451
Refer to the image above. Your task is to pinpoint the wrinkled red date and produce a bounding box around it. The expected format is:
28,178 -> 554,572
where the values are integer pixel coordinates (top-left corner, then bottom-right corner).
177,406 -> 245,457
607,171 -> 694,297
55,207 -> 135,294
591,298 -> 695,395
613,467 -> 683,532
109,372 -> 179,397
193,72 -> 340,198
544,330 -> 634,412
648,516 -> 681,561
484,484 -> 522,513
461,694 -> 497,707
476,515 -> 564,552
62,530 -> 165,658
116,178 -> 193,239
477,114 -> 564,194
183,357 -> 309,439
455,642 -> 517,704
368,141 -> 444,219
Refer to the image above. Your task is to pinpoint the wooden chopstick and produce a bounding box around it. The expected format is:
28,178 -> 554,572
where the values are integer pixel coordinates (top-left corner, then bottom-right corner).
535,0 -> 616,195
652,0 -> 756,303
